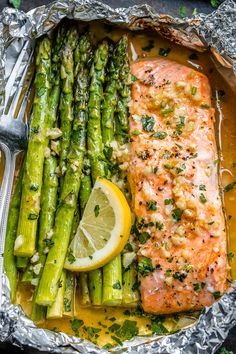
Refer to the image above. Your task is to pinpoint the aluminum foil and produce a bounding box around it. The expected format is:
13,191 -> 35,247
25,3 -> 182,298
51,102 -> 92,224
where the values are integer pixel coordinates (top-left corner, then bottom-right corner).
0,0 -> 236,353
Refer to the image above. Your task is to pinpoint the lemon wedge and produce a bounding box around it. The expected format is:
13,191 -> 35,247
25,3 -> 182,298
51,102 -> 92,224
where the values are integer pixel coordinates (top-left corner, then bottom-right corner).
64,177 -> 131,272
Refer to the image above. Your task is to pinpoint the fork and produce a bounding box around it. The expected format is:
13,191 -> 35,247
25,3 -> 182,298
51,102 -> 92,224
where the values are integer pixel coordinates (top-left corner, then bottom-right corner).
0,40 -> 34,303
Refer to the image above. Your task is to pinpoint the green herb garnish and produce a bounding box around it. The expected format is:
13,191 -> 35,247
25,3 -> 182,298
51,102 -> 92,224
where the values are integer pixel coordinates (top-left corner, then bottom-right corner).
138,231 -> 151,244
146,200 -> 157,211
199,193 -> 207,203
94,204 -> 100,217
159,48 -> 171,57
138,256 -> 154,277
172,208 -> 183,222
152,131 -> 167,140
224,182 -> 236,192
141,116 -> 155,132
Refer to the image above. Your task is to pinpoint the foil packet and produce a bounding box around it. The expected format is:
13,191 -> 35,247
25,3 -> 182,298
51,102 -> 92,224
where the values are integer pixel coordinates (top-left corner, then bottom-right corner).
0,0 -> 236,353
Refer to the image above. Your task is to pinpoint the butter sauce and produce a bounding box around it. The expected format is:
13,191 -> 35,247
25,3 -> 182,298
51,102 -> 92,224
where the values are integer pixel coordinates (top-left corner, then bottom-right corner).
3,21 -> 236,347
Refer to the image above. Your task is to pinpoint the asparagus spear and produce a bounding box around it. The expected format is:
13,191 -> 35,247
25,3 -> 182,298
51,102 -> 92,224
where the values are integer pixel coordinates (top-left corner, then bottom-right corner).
78,160 -> 92,306
30,26 -> 65,321
63,271 -> 75,317
47,270 -> 66,319
87,40 -> 109,183
87,40 -> 109,305
79,273 -> 91,306
79,159 -> 92,216
14,37 -> 51,257
101,43 -> 117,146
115,36 -> 139,306
123,262 -> 139,306
62,30 -> 92,318
115,35 -> 130,145
101,41 -> 125,306
103,255 -> 122,306
4,159 -> 25,302
22,25 -> 65,287
36,34 -> 93,306
16,256 -> 28,269
58,28 -> 78,179
89,269 -> 102,306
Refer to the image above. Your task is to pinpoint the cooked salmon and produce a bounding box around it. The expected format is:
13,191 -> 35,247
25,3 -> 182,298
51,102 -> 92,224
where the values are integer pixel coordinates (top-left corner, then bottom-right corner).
128,58 -> 230,314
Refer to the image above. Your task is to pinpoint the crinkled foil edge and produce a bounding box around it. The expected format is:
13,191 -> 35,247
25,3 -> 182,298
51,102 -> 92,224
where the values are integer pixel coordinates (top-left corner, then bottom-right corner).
0,0 -> 236,353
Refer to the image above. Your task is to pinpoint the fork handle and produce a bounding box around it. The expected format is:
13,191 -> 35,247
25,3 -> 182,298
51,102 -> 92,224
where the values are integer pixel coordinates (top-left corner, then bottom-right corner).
0,143 -> 17,306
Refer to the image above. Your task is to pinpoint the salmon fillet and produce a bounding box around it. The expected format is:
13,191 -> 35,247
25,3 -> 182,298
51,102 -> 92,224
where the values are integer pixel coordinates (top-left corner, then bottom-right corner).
128,58 -> 230,314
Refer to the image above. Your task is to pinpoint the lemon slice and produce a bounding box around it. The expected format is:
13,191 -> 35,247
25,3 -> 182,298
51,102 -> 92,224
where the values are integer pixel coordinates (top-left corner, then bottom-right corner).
64,177 -> 131,272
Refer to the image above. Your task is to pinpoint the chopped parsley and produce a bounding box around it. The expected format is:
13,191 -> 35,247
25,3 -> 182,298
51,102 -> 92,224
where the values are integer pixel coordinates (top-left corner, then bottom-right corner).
111,335 -> 123,346
102,343 -> 113,350
67,249 -> 76,264
94,204 -> 100,217
164,198 -> 175,205
103,146 -> 113,160
173,271 -> 188,282
131,74 -> 139,82
146,200 -> 157,211
199,193 -> 207,203
227,252 -> 235,262
138,256 -> 154,277
172,208 -> 183,222
193,283 -> 200,291
28,213 -> 38,220
173,116 -> 185,136
224,182 -> 236,192
142,40 -> 155,52
31,126 -> 39,134
164,163 -> 172,170
30,184 -> 39,191
212,291 -> 221,299
125,243 -> 133,252
83,326 -> 101,337
156,221 -> 164,230
43,239 -> 54,248
191,86 -> 197,95
152,131 -> 167,140
138,231 -> 151,244
176,163 -> 186,174
151,317 -> 168,335
161,107 -> 174,116
108,323 -> 121,332
165,269 -> 172,276
159,47 -> 171,57
131,128 -> 141,136
141,116 -> 155,132
132,281 -> 140,291
153,166 -> 158,174
199,184 -> 206,191
200,103 -> 210,109
112,281 -> 122,290
64,298 -> 71,312
70,319 -> 84,335
115,320 -> 138,340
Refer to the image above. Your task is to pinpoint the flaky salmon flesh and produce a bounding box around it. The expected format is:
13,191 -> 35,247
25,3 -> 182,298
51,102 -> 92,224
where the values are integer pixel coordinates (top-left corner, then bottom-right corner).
128,58 -> 230,314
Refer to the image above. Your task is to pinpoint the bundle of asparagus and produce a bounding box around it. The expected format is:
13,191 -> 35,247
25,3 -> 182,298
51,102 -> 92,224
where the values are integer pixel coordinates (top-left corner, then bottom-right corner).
4,22 -> 140,321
